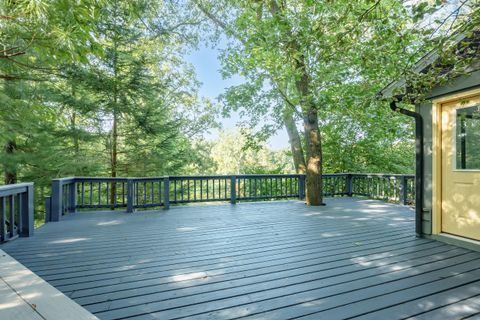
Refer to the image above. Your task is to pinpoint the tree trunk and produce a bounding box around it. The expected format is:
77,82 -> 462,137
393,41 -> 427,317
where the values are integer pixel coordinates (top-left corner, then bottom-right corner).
110,38 -> 118,207
303,109 -> 323,205
283,108 -> 306,174
71,85 -> 79,155
292,46 -> 323,205
4,140 -> 17,184
110,111 -> 118,207
111,112 -> 118,179
71,111 -> 79,154
269,0 -> 323,205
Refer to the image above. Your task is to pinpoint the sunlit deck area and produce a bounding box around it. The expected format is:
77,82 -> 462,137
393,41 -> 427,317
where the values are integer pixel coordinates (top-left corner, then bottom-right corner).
2,197 -> 480,320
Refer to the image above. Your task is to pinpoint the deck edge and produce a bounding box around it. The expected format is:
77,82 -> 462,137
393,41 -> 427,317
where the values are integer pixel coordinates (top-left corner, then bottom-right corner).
0,249 -> 99,320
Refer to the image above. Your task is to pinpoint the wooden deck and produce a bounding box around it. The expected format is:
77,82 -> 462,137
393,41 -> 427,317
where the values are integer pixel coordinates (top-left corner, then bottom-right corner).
2,197 -> 480,320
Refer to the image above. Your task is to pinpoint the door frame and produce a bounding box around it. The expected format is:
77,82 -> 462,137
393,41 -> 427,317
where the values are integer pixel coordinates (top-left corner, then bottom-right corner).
431,87 -> 480,235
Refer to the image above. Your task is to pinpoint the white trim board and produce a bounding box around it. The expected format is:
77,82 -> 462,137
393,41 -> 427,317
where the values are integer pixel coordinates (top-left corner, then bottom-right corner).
0,249 -> 98,320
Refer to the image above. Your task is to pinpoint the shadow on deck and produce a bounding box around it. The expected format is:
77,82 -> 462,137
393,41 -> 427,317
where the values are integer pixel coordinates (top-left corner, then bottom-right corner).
2,197 -> 480,320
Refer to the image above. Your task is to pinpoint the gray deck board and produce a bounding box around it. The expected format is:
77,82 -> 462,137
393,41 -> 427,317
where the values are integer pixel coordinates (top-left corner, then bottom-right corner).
2,197 -> 480,320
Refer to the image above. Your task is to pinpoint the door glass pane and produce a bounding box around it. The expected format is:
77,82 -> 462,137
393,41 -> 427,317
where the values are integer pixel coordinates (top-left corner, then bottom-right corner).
456,105 -> 480,169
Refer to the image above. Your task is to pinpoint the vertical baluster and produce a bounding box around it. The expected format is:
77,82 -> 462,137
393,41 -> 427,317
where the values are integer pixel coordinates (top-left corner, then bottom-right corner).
323,177 -> 327,196
261,178 -> 264,198
106,182 -> 109,206
289,177 -> 293,196
113,181 -> 117,208
180,180 -> 184,202
332,176 -> 336,196
174,180 -> 177,202
98,182 -> 101,206
62,185 -> 66,214
381,177 -> 384,199
328,177 -> 332,196
379,177 -> 382,198
387,177 -> 390,200
294,177 -> 298,196
377,177 -> 380,199
333,176 -> 336,195
288,177 -> 293,197
269,177 -> 272,197
143,182 -> 147,205
200,179 -> 203,200
158,181 -> 162,205
230,176 -> 236,204
194,179 -> 197,201
135,181 -> 139,206
383,177 -> 386,199
214,179 -> 217,200
17,193 -> 22,236
81,182 -> 85,206
224,178 -> 227,199
89,182 -> 93,206
274,177 -> 277,197
258,178 -> 261,198
367,177 -> 370,196
151,181 -> 154,204
188,179 -> 191,201
163,177 -> 170,209
122,182 -> 125,206
243,178 -> 246,198
206,179 -> 209,200
9,195 -> 14,237
388,177 -> 390,200
379,177 -> 382,199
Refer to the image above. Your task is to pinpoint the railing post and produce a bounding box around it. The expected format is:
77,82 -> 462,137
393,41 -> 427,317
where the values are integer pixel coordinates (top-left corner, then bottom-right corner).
400,175 -> 408,205
0,197 -> 5,242
51,179 -> 62,222
45,196 -> 52,223
346,174 -> 353,197
127,179 -> 134,213
298,174 -> 306,200
68,182 -> 76,213
163,177 -> 170,209
230,176 -> 237,204
19,183 -> 34,237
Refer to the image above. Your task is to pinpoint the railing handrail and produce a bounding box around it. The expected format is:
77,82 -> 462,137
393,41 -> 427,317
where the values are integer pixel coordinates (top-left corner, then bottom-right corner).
349,173 -> 414,178
0,182 -> 33,197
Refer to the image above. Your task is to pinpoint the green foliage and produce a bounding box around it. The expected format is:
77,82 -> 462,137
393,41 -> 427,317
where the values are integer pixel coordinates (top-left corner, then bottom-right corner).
194,0 -> 477,175
190,130 -> 294,175
0,0 -> 218,223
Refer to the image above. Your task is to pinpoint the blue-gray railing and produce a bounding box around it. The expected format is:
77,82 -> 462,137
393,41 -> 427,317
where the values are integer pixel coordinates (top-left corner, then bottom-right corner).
0,183 -> 34,242
45,173 -> 415,221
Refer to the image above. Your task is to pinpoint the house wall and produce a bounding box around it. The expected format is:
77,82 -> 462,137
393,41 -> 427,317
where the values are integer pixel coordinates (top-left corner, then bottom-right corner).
417,69 -> 480,238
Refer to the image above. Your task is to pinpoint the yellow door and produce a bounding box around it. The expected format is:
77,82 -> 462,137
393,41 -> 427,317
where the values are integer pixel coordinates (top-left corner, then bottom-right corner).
441,95 -> 480,241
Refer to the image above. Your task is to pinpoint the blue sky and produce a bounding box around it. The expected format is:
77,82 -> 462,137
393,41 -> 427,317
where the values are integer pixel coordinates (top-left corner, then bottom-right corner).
185,44 -> 290,150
